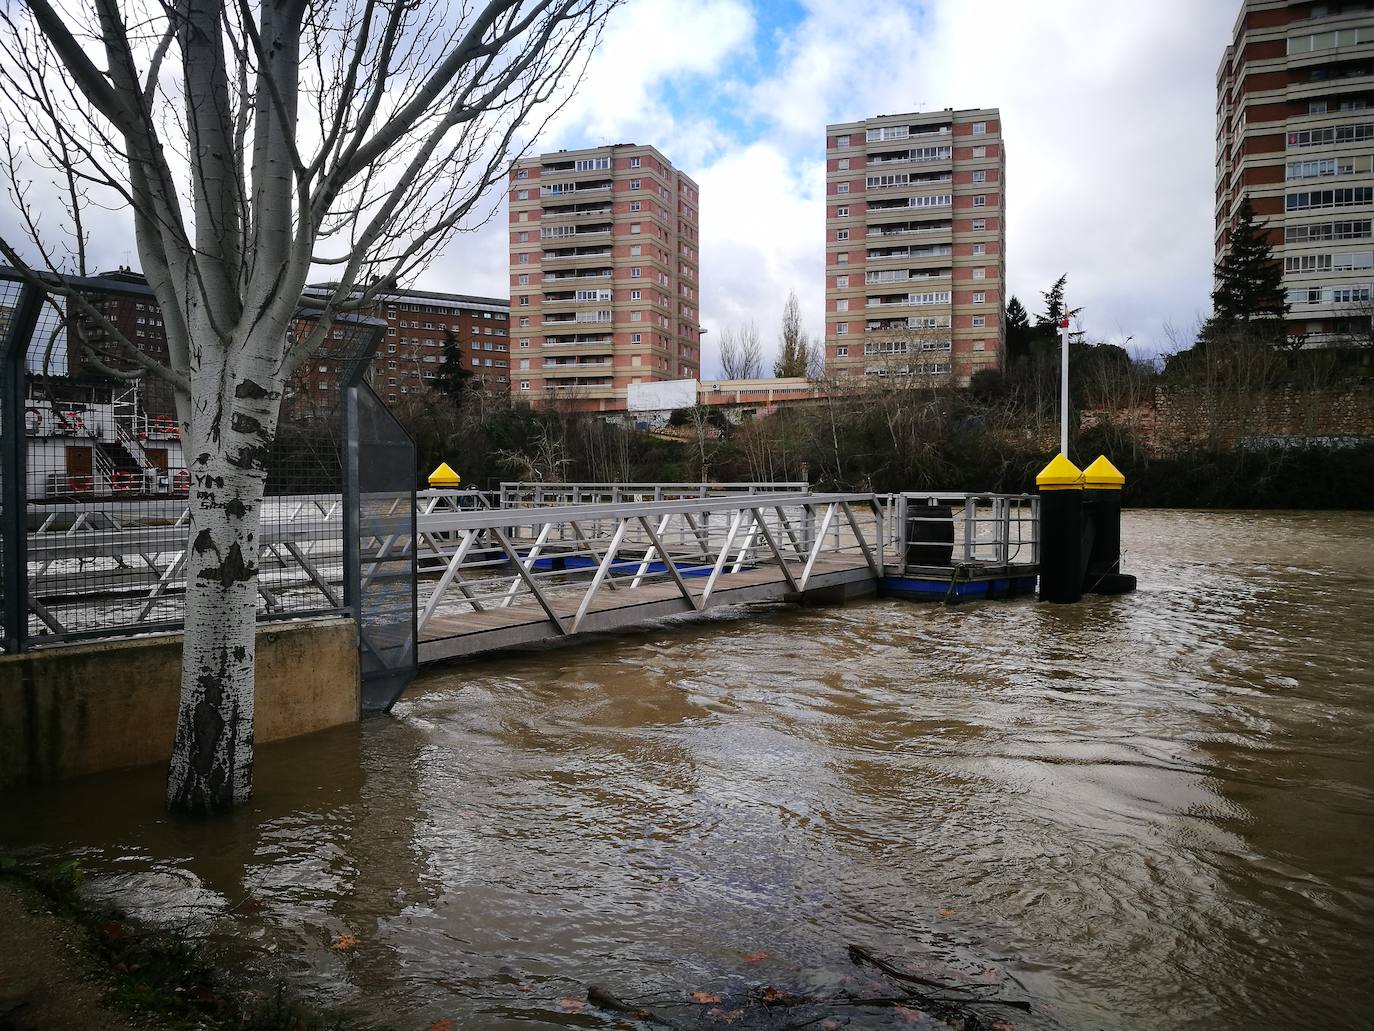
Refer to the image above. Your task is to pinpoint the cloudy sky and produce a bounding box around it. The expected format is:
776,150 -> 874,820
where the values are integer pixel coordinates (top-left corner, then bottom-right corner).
5,0 -> 1242,376
429,0 -> 1242,374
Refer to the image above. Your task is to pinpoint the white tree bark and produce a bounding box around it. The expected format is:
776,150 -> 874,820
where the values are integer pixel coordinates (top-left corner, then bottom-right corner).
0,0 -> 617,816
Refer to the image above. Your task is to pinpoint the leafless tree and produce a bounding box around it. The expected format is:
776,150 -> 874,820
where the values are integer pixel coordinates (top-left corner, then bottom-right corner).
718,320 -> 763,380
0,0 -> 616,815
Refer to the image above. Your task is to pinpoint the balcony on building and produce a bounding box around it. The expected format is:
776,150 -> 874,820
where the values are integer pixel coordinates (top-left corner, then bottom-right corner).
542,358 -> 615,374
543,267 -> 615,282
866,144 -> 953,168
864,267 -> 951,285
864,120 -> 951,146
542,288 -> 614,305
865,315 -> 951,333
542,309 -> 613,325
542,245 -> 614,264
541,201 -> 616,221
540,222 -> 612,242
864,218 -> 953,239
539,178 -> 613,197
867,243 -> 952,263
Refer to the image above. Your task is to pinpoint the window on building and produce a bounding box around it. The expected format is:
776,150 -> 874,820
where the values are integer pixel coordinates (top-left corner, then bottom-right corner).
630,178 -> 641,190
519,317 -> 530,327
973,218 -> 986,231
837,205 -> 849,217
516,168 -> 528,179
836,134 -> 849,147
837,252 -> 849,264
837,275 -> 849,287
631,267 -> 642,277
387,326 -> 396,336
630,156 -> 641,168
837,229 -> 849,240
973,242 -> 985,255
837,322 -> 849,334
973,268 -> 986,279
973,195 -> 987,207
517,273 -> 529,285
630,223 -> 641,234
973,291 -> 986,304
631,332 -> 642,343
517,231 -> 528,242
631,289 -> 641,300
516,189 -> 529,200
518,295 -> 529,306
972,315 -> 986,327
631,311 -> 642,322
838,158 -> 849,170
972,145 -> 987,158
974,340 -> 986,352
836,298 -> 849,311
972,121 -> 987,134
629,201 -> 641,212
837,182 -> 850,193
519,381 -> 530,390
519,338 -> 530,348
837,345 -> 848,357
973,170 -> 986,183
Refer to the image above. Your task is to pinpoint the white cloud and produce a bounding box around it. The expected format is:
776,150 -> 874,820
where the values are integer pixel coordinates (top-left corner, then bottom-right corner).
4,0 -> 1240,371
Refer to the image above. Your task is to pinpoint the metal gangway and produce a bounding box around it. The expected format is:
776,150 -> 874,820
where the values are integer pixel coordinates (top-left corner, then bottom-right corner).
13,483 -> 1037,671
413,491 -> 885,663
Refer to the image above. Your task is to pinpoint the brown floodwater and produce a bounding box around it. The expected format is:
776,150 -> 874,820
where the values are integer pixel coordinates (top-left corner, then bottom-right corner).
4,510 -> 1374,1030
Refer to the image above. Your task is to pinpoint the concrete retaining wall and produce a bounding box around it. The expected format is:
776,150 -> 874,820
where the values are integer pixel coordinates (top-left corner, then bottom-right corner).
0,617 -> 358,791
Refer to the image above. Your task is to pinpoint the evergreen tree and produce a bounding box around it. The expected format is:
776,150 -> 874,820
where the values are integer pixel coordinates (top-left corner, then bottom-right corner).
438,329 -> 474,405
1205,197 -> 1289,344
1035,274 -> 1081,328
774,290 -> 814,377
1006,295 -> 1034,361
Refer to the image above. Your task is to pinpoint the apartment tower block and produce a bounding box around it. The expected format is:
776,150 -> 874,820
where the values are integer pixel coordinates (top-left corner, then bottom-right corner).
1217,0 -> 1374,344
508,144 -> 702,412
824,108 -> 1006,385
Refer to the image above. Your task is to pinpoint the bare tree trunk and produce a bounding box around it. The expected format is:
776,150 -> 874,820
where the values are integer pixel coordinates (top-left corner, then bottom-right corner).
166,329 -> 282,815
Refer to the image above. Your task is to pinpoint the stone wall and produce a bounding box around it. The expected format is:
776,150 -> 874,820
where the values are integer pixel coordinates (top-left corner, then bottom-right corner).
1083,383 -> 1374,455
0,617 -> 359,791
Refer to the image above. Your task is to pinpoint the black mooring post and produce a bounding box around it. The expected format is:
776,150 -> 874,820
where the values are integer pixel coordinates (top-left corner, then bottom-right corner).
1083,454 -> 1136,595
1036,453 -> 1084,604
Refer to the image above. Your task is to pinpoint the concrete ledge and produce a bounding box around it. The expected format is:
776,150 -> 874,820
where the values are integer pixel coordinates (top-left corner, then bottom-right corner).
0,617 -> 359,791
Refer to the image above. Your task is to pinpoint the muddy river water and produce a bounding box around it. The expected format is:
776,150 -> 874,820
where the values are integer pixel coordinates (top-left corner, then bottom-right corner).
4,510 -> 1374,1030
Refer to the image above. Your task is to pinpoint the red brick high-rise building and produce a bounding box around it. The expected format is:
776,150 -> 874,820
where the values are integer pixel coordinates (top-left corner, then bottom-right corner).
824,108 -> 1006,386
507,144 -> 702,412
1217,1 -> 1374,345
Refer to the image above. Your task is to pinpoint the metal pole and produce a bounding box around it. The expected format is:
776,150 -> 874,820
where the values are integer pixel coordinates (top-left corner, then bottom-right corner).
1059,312 -> 1070,458
2,284 -> 44,653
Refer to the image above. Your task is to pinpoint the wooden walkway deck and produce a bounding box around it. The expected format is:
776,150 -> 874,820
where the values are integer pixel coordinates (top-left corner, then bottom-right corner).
417,555 -> 876,663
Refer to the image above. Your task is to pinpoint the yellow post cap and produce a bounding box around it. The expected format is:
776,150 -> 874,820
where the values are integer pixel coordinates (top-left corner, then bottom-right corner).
1035,453 -> 1084,490
1083,454 -> 1125,490
428,462 -> 461,488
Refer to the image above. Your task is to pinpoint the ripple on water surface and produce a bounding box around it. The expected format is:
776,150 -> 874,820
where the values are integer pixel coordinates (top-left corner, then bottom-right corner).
4,510 -> 1374,1030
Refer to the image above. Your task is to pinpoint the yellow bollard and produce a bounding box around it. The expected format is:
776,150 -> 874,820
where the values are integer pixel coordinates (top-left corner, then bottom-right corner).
427,462 -> 461,488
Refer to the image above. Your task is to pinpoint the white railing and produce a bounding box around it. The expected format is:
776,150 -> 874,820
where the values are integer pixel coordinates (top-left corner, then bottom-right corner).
414,492 -> 885,641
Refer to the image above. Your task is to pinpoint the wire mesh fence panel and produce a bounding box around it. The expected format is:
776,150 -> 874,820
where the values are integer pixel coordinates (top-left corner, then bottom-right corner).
3,269 -> 383,648
348,381 -> 417,712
